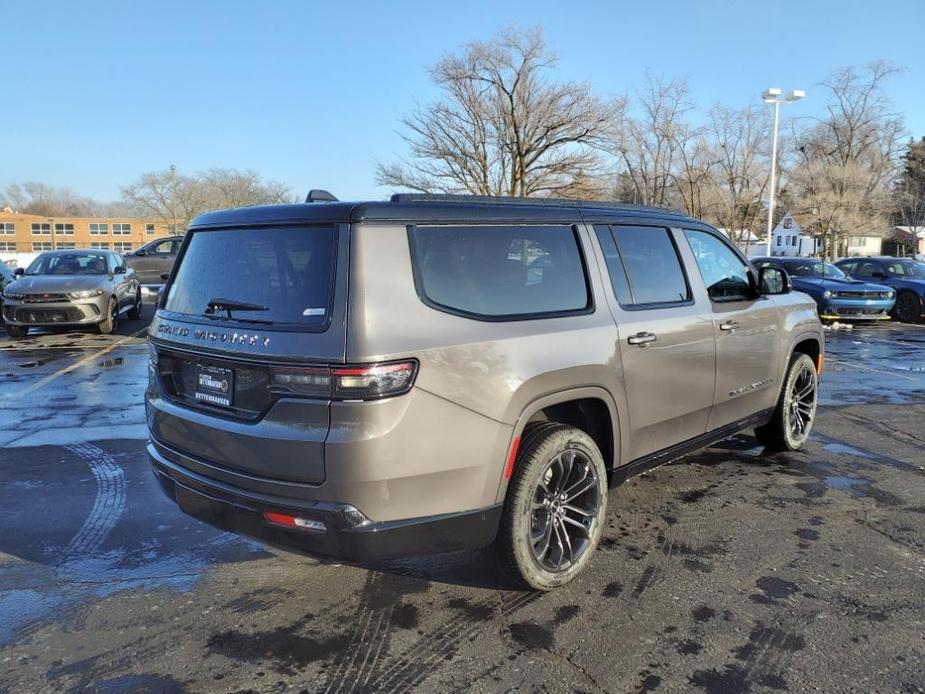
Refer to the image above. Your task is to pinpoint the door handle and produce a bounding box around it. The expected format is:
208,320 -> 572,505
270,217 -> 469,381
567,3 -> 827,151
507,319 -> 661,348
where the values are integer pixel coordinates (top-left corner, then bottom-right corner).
627,331 -> 657,347
719,320 -> 739,331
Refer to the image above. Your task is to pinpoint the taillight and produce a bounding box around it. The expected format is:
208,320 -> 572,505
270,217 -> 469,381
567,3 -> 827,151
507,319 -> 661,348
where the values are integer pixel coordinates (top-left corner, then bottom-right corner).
270,360 -> 418,401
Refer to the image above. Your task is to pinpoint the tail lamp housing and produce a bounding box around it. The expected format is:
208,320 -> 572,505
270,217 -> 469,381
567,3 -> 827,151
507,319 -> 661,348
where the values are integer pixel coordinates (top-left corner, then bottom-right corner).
270,359 -> 418,401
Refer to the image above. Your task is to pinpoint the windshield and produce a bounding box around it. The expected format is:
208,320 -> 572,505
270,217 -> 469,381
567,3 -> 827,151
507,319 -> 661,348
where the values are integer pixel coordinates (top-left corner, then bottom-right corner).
782,260 -> 846,279
887,261 -> 925,279
26,252 -> 109,276
163,226 -> 336,328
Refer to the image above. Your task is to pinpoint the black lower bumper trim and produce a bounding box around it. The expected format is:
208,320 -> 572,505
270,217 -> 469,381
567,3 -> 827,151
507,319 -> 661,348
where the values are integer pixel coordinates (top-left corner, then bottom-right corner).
149,443 -> 502,562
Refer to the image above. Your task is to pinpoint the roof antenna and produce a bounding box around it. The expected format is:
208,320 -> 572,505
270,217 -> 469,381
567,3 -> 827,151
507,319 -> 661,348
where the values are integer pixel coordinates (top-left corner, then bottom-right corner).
306,189 -> 338,203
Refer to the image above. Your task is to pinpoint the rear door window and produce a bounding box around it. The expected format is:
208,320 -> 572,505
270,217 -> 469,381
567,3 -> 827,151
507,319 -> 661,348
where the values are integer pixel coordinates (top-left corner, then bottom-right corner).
408,225 -> 591,319
163,226 -> 336,330
602,225 -> 691,306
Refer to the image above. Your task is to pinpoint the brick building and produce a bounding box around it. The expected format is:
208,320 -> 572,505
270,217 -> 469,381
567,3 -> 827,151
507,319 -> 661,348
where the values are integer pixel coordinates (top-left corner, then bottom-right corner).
0,210 -> 175,258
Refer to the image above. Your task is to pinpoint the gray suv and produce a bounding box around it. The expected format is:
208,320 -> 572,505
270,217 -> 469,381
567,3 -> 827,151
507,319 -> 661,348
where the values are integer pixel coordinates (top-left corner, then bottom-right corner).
147,194 -> 823,590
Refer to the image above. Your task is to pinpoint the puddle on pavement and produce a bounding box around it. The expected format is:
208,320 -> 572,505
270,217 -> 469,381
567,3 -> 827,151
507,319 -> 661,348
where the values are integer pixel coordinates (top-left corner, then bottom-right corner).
18,361 -> 45,368
822,442 -> 876,460
823,475 -> 871,496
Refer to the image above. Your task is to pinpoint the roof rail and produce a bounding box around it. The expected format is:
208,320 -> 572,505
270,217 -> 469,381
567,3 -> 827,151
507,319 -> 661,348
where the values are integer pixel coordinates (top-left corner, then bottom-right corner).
388,193 -> 683,215
306,189 -> 338,203
390,193 -> 576,206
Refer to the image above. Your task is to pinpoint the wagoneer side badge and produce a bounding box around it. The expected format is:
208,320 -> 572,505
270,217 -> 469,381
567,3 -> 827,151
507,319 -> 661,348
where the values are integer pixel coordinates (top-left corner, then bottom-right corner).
157,322 -> 271,347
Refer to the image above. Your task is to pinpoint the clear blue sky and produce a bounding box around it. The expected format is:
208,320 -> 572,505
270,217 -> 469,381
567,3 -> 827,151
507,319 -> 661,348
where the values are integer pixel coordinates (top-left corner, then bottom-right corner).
5,0 -> 923,203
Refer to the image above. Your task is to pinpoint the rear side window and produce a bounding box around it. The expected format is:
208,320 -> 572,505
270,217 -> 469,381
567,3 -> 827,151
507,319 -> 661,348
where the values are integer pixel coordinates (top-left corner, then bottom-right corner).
163,226 -> 336,330
597,225 -> 690,306
408,225 -> 591,319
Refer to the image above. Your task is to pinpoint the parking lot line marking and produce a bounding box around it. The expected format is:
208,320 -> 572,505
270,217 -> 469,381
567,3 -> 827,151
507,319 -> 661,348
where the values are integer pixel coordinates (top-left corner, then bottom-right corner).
826,358 -> 920,382
0,327 -> 148,403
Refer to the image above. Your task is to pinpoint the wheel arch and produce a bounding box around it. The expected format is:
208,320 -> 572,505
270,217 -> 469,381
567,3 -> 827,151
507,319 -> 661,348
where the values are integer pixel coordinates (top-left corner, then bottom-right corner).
494,386 -> 623,504
790,334 -> 822,370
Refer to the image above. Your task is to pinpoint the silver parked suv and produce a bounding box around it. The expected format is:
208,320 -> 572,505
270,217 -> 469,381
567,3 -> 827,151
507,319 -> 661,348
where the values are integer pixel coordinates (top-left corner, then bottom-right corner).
147,194 -> 823,590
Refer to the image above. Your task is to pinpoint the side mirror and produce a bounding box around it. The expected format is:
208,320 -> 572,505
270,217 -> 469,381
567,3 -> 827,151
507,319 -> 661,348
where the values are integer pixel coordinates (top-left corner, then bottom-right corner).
114,266 -> 127,275
159,272 -> 170,281
873,271 -> 888,280
134,249 -> 147,256
14,268 -> 24,276
759,266 -> 791,295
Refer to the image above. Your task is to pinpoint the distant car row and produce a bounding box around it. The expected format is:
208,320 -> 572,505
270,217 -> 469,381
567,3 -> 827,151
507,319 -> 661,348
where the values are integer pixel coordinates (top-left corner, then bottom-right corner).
751,256 -> 925,323
0,238 -> 180,336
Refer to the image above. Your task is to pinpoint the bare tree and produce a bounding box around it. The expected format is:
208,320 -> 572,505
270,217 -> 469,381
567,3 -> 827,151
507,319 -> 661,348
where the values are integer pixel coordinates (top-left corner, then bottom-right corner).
605,74 -> 694,207
120,168 -> 291,231
671,124 -> 714,219
791,62 -> 905,259
2,182 -> 104,216
894,136 -> 925,252
377,27 -> 618,198
704,104 -> 773,253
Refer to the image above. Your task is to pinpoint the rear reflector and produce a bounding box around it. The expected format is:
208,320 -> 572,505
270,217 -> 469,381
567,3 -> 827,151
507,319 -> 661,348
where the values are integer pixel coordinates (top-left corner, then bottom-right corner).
270,360 -> 418,401
503,435 -> 521,480
263,512 -> 326,532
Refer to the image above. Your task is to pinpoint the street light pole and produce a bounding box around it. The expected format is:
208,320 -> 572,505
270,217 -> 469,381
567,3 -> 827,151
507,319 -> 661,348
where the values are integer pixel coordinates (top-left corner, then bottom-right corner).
767,99 -> 780,255
763,88 -> 805,256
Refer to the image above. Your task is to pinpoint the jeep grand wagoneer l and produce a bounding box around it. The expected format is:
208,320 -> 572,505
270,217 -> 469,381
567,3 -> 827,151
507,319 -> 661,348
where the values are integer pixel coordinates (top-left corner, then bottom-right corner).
147,194 -> 823,590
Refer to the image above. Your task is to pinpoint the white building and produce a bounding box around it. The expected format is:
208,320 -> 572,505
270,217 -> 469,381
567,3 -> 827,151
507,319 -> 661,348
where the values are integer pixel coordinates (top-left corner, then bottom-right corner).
844,235 -> 883,257
770,213 -> 818,257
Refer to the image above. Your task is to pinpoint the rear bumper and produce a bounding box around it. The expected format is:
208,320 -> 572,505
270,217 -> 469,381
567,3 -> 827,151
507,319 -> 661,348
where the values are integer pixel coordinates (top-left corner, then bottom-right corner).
149,441 -> 502,562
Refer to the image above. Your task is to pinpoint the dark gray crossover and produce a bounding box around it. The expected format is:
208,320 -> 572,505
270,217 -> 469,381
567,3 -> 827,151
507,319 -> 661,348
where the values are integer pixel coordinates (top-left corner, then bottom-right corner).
146,194 -> 824,590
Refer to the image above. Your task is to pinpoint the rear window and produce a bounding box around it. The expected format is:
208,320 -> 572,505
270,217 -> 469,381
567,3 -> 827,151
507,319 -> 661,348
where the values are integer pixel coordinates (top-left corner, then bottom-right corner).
163,226 -> 336,329
408,225 -> 591,319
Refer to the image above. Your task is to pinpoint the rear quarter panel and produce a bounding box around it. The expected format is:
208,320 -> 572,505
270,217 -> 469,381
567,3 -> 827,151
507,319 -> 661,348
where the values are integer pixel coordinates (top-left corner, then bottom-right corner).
344,222 -> 628,513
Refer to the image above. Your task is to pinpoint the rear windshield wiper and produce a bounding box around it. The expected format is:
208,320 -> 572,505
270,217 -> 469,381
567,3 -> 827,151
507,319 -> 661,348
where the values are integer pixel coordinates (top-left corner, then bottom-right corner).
204,298 -> 270,320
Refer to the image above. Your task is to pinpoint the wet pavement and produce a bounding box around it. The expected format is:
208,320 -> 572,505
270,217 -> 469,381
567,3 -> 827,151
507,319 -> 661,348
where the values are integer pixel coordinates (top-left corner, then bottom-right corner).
1,316 -> 924,693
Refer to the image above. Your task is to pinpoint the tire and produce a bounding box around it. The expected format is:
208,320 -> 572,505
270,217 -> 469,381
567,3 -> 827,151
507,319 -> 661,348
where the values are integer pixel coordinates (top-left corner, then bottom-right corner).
6,325 -> 28,339
893,291 -> 922,323
493,423 -> 608,591
128,291 -> 142,320
754,353 -> 819,452
98,297 -> 117,335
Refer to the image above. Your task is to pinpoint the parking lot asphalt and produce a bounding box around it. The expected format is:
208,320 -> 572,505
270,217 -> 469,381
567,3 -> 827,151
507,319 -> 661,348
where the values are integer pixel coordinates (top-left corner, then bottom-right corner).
1,311 -> 924,694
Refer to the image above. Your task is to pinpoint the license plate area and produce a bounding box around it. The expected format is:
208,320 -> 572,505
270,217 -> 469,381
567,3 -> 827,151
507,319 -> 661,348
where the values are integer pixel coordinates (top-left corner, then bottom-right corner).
155,347 -> 281,421
195,364 -> 235,407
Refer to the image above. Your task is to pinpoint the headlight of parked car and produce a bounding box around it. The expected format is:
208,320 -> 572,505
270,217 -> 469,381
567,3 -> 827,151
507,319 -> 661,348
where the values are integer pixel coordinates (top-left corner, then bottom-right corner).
883,291 -> 895,299
823,290 -> 834,298
68,289 -> 105,299
2,290 -> 24,301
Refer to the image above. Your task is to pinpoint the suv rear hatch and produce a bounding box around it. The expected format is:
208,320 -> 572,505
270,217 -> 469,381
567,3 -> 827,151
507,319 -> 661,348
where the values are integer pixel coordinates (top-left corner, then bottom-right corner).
149,224 -> 346,485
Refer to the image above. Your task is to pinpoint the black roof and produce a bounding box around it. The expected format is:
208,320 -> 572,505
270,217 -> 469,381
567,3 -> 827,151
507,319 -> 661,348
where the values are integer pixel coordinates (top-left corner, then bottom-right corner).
190,194 -> 697,229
